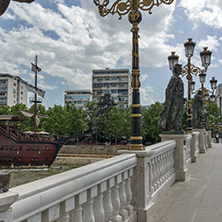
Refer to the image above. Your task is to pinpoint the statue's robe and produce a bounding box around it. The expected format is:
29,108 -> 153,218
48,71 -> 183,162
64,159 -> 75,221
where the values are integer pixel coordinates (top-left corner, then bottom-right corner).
158,74 -> 184,132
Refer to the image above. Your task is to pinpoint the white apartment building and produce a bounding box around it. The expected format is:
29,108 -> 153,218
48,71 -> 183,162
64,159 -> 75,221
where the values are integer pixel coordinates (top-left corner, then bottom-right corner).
0,73 -> 45,107
216,83 -> 222,114
64,90 -> 92,109
92,68 -> 132,109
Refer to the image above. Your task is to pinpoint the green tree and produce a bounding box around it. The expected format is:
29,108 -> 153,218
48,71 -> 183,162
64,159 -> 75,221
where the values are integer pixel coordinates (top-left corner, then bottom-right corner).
66,104 -> 88,135
85,102 -> 98,131
207,101 -> 222,133
97,93 -> 115,134
0,105 -> 10,115
104,106 -> 130,144
142,102 -> 163,143
45,105 -> 68,137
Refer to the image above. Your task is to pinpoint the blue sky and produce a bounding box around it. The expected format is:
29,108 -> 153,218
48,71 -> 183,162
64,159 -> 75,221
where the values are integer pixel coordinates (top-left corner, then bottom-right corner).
0,0 -> 222,108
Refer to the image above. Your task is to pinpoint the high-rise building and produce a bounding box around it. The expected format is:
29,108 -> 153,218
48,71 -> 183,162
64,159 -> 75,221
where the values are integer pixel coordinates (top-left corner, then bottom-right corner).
92,68 -> 132,109
64,90 -> 92,109
0,73 -> 45,107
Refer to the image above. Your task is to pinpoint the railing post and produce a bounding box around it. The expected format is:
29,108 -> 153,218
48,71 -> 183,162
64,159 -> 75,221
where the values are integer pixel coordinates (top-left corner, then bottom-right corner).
0,191 -> 18,222
160,134 -> 189,181
193,129 -> 206,153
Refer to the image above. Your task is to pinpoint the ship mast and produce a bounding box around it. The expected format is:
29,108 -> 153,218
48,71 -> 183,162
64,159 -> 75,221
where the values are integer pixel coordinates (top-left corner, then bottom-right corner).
31,55 -> 41,138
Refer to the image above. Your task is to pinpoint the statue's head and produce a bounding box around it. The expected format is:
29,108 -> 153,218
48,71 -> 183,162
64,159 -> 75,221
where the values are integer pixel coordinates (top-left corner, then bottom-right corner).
198,90 -> 203,95
174,64 -> 182,75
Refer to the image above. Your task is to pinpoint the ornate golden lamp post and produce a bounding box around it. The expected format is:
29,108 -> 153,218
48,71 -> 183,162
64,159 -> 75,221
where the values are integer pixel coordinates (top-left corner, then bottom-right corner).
191,76 -> 217,103
168,39 -> 212,133
191,74 -> 217,126
94,0 -> 174,150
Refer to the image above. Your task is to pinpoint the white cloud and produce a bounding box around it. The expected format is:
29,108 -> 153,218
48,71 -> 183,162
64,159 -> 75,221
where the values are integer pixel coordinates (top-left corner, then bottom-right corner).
179,0 -> 222,29
140,85 -> 154,105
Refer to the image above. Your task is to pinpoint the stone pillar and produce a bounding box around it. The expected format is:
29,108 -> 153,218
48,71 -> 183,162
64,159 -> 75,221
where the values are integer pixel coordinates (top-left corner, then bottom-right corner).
207,130 -> 212,148
193,129 -> 206,153
0,191 -> 18,222
191,132 -> 199,163
160,134 -> 189,181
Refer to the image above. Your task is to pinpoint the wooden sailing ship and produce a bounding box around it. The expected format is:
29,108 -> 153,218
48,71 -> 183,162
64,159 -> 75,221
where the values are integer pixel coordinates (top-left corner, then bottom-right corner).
0,55 -> 66,167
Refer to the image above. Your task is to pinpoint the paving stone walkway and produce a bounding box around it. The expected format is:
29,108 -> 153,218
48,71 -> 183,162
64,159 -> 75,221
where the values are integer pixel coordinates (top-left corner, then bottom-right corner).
151,142 -> 222,222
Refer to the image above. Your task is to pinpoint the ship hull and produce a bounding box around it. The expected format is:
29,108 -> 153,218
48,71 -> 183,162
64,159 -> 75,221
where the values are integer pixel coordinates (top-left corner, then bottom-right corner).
0,132 -> 61,167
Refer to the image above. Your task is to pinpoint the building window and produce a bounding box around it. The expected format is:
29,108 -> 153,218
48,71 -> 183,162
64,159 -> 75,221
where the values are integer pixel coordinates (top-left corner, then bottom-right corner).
119,104 -> 125,108
111,76 -> 117,81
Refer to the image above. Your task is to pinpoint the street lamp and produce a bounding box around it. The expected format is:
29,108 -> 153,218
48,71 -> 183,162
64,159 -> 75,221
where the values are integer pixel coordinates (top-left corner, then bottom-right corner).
168,38 -> 212,133
94,0 -> 175,150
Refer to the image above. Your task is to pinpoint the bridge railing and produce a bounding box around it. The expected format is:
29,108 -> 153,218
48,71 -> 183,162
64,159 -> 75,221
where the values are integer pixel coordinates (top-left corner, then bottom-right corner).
0,131 -> 210,222
9,154 -> 137,222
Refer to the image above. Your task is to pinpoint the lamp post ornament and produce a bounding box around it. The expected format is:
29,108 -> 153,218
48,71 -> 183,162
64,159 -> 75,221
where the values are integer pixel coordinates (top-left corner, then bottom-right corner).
94,0 -> 174,150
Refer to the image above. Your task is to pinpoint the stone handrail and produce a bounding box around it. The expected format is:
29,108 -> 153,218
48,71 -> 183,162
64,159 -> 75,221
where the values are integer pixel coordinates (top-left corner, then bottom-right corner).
0,131 -> 209,222
10,154 -> 137,222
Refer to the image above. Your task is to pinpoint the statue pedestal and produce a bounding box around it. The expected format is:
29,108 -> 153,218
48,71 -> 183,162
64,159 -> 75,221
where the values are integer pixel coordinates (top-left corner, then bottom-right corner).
160,133 -> 189,181
193,129 -> 206,153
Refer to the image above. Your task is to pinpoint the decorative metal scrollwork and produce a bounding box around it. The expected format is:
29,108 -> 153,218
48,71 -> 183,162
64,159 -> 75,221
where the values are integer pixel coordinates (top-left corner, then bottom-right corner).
138,0 -> 174,14
95,0 -> 131,19
182,63 -> 202,78
94,0 -> 174,19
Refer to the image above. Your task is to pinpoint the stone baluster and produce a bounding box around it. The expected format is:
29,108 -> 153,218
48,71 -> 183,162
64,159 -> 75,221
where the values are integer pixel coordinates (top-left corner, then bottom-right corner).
83,186 -> 98,222
111,175 -> 122,222
71,192 -> 87,222
125,169 -> 134,216
166,151 -> 170,178
163,152 -> 168,181
156,157 -> 160,189
151,158 -> 155,193
94,182 -> 106,222
57,200 -> 71,222
170,150 -> 175,174
103,184 -> 113,222
159,154 -> 164,185
119,172 -> 128,220
42,204 -> 60,221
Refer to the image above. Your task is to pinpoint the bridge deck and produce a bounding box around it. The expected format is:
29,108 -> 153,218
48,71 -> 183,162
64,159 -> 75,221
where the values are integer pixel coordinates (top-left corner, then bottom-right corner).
151,142 -> 222,222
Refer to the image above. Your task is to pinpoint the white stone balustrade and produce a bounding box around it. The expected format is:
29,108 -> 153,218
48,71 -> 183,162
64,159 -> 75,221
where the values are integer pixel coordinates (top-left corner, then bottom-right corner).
119,140 -> 176,222
0,131 -> 210,222
9,154 -> 137,222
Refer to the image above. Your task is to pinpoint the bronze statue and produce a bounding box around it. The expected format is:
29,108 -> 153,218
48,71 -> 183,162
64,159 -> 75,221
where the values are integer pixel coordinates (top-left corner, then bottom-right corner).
204,105 -> 210,131
158,64 -> 184,133
192,90 -> 204,129
0,0 -> 34,16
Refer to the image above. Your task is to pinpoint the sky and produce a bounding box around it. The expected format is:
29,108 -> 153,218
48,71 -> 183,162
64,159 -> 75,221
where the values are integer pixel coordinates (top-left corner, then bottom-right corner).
0,0 -> 222,108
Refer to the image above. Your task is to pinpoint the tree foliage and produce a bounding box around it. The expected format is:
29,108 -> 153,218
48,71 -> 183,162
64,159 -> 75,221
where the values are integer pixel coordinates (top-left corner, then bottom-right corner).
142,102 -> 163,143
207,101 -> 222,133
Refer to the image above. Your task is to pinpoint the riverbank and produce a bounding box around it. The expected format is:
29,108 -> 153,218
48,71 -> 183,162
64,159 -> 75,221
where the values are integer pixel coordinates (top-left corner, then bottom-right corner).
3,153 -> 110,188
